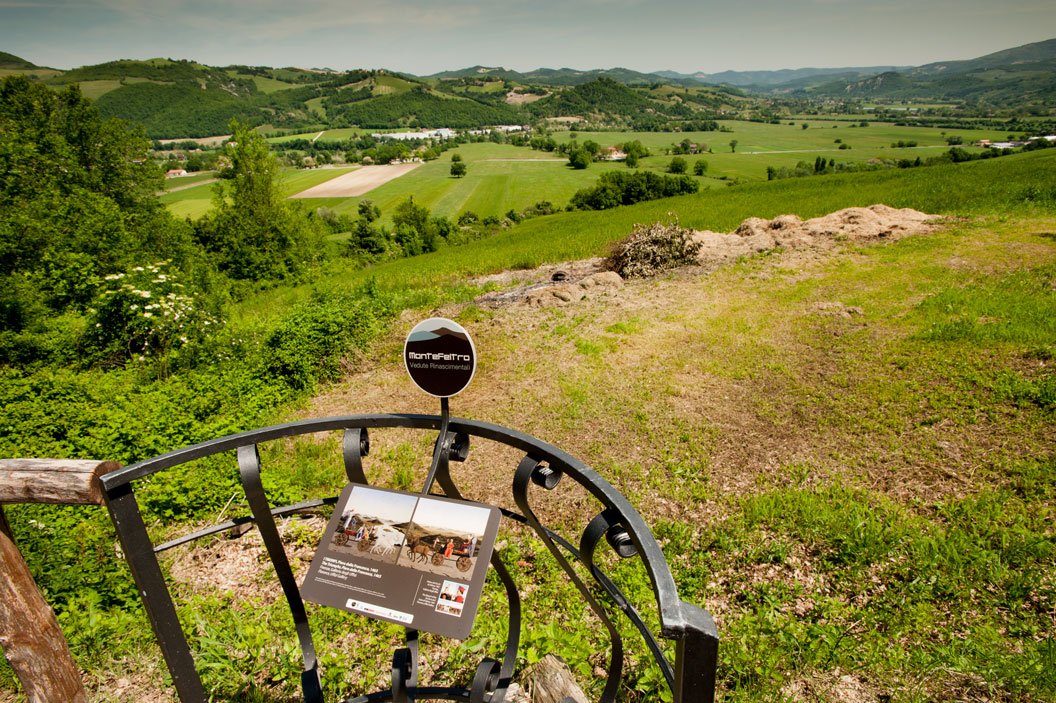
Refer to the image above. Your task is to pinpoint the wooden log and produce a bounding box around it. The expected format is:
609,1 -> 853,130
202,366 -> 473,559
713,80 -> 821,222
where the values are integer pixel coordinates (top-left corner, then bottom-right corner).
0,506 -> 88,703
525,654 -> 589,703
0,459 -> 120,506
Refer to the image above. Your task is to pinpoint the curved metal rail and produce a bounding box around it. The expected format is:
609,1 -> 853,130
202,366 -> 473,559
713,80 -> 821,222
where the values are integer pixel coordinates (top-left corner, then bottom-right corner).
101,414 -> 718,703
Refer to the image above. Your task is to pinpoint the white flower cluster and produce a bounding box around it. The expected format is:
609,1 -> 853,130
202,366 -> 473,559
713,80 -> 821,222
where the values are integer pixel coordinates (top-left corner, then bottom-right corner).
92,261 -> 218,358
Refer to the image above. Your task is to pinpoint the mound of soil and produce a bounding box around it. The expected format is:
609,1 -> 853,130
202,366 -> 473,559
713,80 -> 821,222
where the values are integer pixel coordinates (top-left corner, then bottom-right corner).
692,204 -> 937,266
474,205 -> 937,307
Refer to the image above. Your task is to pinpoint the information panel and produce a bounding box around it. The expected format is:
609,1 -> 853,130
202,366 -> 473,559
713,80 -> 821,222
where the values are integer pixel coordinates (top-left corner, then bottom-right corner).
301,484 -> 500,639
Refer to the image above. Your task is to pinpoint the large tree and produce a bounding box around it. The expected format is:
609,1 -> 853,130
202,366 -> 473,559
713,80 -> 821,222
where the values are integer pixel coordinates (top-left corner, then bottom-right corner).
195,121 -> 325,282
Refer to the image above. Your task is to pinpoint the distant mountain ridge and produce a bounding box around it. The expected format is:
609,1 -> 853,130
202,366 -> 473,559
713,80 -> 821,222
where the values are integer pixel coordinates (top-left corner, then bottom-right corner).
803,38 -> 1056,109
2,36 -> 1054,137
655,66 -> 909,87
423,65 -> 700,87
911,37 -> 1056,76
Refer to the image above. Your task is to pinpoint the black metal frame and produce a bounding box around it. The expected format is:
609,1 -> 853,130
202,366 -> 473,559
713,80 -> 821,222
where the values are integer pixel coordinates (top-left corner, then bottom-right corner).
100,413 -> 718,702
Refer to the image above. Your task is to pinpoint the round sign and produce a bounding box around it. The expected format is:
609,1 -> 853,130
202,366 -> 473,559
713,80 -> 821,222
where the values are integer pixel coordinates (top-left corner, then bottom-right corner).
404,318 -> 477,397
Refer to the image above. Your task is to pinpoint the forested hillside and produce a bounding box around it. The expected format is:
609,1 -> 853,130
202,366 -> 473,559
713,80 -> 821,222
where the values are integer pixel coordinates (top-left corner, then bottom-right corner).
326,87 -> 522,128
3,36 -> 1054,138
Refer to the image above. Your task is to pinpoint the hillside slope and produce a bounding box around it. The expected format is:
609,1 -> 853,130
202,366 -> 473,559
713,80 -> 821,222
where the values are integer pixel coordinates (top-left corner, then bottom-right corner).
305,204 -> 1055,702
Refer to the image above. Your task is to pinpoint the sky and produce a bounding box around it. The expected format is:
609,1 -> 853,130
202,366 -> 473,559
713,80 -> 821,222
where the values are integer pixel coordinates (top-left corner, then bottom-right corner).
1,0 -> 1054,76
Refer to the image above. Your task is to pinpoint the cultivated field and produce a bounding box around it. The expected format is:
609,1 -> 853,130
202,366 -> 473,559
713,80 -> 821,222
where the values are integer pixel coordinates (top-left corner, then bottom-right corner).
315,142 -> 627,221
556,120 -> 1009,181
290,163 -> 421,198
158,166 -> 359,219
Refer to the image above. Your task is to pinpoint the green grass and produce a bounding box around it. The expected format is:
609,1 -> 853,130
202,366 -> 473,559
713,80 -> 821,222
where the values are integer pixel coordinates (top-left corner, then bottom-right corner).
158,184 -> 214,219
159,167 -> 357,219
232,148 -> 1056,323
225,72 -> 300,94
316,128 -> 364,141
372,74 -> 417,94
278,166 -> 357,195
75,79 -> 123,99
314,142 -> 648,221
266,130 -> 325,144
557,121 -> 1010,181
305,96 -> 326,119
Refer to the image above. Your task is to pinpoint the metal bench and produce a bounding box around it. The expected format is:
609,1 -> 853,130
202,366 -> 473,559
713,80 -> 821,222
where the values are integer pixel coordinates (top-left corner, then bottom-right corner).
101,409 -> 718,702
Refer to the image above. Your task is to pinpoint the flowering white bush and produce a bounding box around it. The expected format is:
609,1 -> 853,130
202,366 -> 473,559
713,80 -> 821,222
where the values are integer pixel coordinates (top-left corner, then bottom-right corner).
83,261 -> 218,365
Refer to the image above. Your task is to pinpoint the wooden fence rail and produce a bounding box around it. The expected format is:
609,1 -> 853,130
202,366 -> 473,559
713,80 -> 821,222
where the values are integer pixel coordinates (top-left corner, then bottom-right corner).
0,458 -> 120,703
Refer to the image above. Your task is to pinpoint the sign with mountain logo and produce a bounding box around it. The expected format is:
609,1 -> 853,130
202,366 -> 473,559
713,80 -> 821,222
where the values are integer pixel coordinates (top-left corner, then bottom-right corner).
404,318 -> 477,397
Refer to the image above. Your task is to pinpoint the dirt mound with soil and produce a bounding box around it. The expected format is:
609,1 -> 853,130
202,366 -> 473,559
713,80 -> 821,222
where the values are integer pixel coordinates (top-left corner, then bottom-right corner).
692,204 -> 937,266
475,205 -> 938,307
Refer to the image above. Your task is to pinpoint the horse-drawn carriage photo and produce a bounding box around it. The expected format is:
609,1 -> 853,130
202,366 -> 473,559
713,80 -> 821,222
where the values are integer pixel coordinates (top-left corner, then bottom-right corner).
398,497 -> 491,580
403,530 -> 478,574
327,488 -> 418,565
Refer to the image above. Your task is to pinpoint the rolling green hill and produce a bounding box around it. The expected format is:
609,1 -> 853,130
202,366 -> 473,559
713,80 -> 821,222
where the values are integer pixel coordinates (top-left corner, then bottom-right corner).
796,38 -> 1056,112
425,65 -> 698,87
523,77 -> 721,129
912,37 -> 1056,76
0,51 -> 38,69
0,51 -> 61,79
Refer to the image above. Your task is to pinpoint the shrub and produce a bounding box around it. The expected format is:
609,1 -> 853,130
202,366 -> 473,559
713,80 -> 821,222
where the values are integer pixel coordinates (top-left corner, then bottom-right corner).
262,293 -> 388,391
570,171 -> 699,211
80,261 -> 219,368
606,220 -> 701,279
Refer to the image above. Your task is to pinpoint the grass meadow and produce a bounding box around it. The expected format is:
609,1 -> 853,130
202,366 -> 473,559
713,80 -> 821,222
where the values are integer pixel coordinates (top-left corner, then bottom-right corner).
160,171 -> 217,191
158,166 -> 360,220
236,147 -> 1056,320
556,120 -> 1010,182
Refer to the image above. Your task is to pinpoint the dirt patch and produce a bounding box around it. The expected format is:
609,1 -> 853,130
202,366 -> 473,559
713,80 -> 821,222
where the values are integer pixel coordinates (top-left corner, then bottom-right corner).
506,91 -> 549,106
167,515 -> 326,603
158,135 -> 230,148
291,163 -> 421,198
781,670 -> 881,703
691,204 -> 939,267
474,259 -> 617,308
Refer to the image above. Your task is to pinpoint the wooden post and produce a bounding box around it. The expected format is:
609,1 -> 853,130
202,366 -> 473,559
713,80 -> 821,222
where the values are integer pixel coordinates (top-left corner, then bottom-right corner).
0,459 -> 121,505
525,654 -> 589,703
0,458 -> 119,703
0,507 -> 88,703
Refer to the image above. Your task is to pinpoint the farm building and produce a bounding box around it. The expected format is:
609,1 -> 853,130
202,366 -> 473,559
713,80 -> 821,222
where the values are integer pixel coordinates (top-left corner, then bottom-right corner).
373,129 -> 456,141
